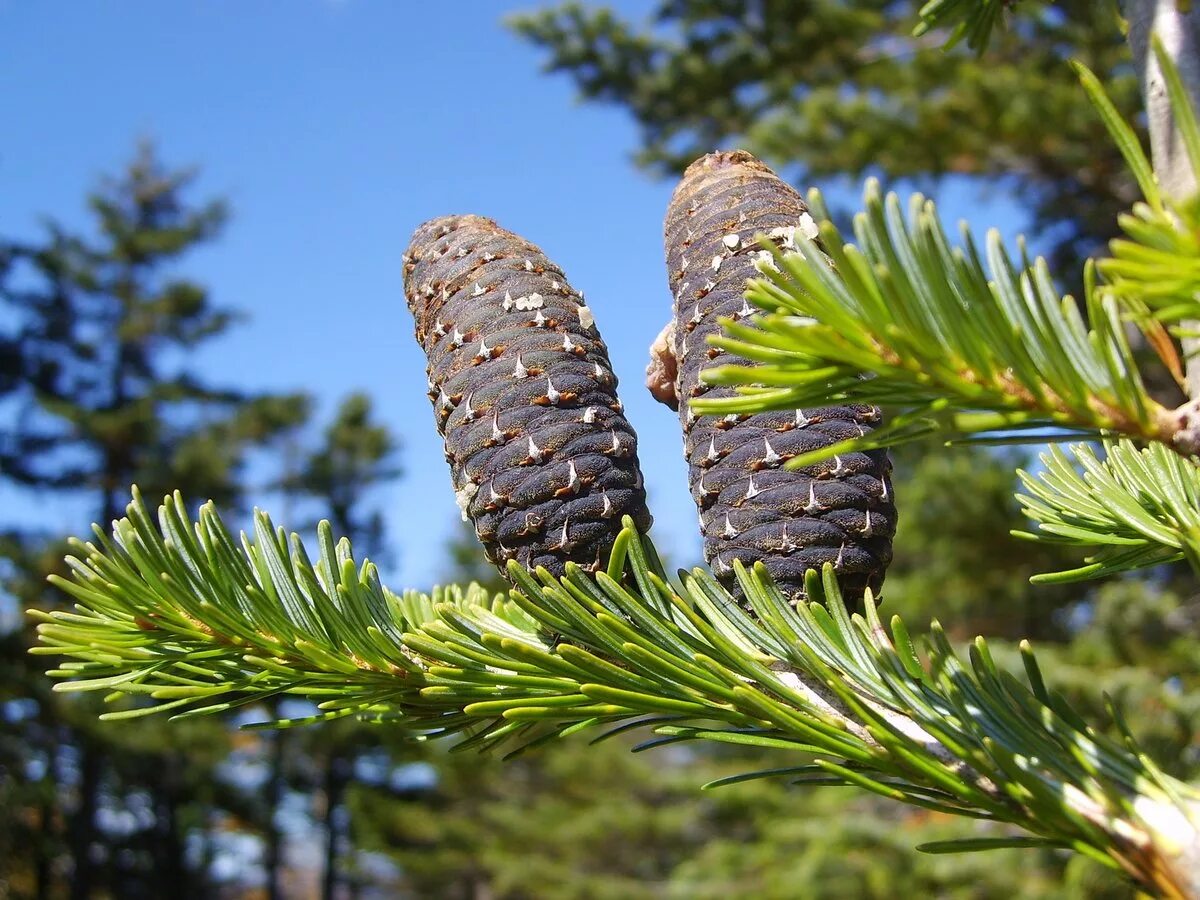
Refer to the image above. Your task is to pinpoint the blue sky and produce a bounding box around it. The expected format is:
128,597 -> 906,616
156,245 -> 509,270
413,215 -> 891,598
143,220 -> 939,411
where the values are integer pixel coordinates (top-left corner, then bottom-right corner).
1,1 -> 1031,593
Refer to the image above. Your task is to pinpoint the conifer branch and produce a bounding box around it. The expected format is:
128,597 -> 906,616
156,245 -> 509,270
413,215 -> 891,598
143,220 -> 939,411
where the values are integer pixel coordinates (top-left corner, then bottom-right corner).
693,180 -> 1168,464
912,0 -> 1015,52
694,45 -> 1200,466
30,489 -> 1200,896
1015,440 -> 1200,582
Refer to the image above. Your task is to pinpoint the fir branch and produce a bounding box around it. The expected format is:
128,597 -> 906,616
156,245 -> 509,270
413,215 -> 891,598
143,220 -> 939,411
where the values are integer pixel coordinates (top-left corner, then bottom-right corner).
912,0 -> 1016,52
1014,440 -> 1200,582
1079,43 -> 1200,328
1077,42 -> 1200,455
693,181 -> 1171,466
30,489 -> 1200,896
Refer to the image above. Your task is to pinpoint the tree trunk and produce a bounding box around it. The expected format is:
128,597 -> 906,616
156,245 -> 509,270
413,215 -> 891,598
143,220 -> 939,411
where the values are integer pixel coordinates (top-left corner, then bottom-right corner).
1123,2 -> 1200,895
1127,0 -> 1200,393
34,789 -> 53,900
154,758 -> 186,896
264,728 -> 286,900
321,753 -> 349,900
34,738 -> 59,900
68,739 -> 101,900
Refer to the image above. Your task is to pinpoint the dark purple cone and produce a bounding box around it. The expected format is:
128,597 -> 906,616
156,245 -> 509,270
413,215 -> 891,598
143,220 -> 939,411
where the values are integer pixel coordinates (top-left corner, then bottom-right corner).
404,215 -> 651,579
664,151 -> 895,601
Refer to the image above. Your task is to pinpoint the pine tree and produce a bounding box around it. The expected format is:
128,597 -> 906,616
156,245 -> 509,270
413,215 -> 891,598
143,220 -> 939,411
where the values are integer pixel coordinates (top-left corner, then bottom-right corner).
510,0 -> 1137,274
0,143 -> 309,898
268,392 -> 401,899
25,5 -> 1200,898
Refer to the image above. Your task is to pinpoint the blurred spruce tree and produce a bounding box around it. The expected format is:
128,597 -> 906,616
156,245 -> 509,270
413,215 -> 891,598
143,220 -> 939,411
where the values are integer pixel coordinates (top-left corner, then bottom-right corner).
511,0 -> 1135,276
0,144 -> 309,899
267,391 -> 401,899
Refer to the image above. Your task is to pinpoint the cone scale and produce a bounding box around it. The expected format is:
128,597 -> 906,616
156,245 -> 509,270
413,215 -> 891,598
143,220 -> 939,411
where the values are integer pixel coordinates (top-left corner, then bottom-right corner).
404,215 -> 651,579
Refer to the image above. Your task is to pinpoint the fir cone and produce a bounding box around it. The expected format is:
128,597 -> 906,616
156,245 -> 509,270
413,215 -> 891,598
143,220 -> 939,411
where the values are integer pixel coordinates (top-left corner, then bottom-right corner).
662,151 -> 895,602
403,215 -> 651,579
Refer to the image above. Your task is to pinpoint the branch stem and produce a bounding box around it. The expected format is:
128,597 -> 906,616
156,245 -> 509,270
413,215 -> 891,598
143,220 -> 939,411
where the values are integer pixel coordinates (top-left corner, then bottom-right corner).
1127,0 -> 1200,400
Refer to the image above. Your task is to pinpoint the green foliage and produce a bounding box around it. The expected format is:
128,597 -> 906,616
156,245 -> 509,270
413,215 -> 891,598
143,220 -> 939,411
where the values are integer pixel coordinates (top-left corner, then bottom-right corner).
511,0 -> 1137,274
1077,42 -> 1200,333
913,0 -> 1014,51
274,391 -> 401,561
359,735 -> 1125,899
1016,441 -> 1200,582
0,141 -> 309,513
695,181 -> 1160,460
30,492 -> 1200,892
691,44 -> 1200,592
0,145 -> 313,898
882,445 -> 1084,640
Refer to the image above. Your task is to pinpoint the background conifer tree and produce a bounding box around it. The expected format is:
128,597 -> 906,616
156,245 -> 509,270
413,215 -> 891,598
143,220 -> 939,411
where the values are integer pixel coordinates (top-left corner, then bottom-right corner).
0,144 -> 309,898
510,0 -> 1136,275
266,391 -> 401,899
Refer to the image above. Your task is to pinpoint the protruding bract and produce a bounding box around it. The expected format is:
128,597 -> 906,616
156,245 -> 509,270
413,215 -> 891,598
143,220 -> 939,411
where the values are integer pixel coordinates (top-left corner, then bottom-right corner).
662,151 -> 896,602
404,214 -> 651,579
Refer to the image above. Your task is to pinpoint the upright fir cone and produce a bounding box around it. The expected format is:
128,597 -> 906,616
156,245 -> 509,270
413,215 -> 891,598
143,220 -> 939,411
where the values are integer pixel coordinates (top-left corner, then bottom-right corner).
660,151 -> 895,602
404,215 -> 651,579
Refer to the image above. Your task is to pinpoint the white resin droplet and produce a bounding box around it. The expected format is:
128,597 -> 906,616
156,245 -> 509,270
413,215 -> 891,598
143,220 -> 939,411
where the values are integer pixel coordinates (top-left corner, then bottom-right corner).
798,212 -> 819,240
454,482 -> 478,522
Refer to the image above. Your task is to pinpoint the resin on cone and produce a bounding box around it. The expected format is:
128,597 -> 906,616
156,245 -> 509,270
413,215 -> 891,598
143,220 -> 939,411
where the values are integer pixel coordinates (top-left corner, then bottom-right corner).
663,151 -> 895,601
404,215 -> 651,579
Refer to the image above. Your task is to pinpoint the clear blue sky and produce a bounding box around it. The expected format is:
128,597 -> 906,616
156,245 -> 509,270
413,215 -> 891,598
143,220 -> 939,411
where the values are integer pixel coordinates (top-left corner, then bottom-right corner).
1,1 -> 1031,593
